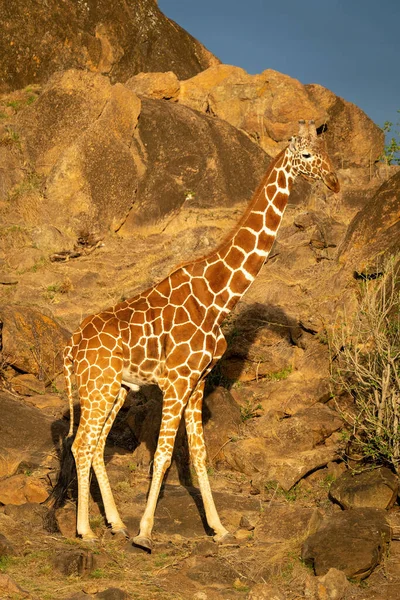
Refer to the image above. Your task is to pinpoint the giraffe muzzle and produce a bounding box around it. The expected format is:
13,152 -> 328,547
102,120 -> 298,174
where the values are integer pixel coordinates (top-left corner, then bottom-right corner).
323,171 -> 340,193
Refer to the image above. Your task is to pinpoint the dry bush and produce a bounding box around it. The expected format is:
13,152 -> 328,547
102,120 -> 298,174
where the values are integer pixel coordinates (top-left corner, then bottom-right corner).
331,255 -> 400,473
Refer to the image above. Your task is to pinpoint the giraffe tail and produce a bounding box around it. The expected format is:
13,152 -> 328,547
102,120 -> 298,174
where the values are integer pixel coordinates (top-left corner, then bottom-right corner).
44,346 -> 77,530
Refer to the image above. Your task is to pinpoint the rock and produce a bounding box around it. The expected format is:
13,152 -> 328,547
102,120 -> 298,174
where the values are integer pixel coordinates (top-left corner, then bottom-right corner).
53,549 -> 97,576
24,393 -> 66,414
179,66 -> 327,155
0,304 -> 70,381
0,473 -> 48,505
302,508 -> 391,579
338,170 -> 400,274
0,392 -> 66,478
1,0 -> 219,93
316,568 -> 350,600
126,71 -> 180,100
0,533 -> 15,557
53,504 -> 77,538
10,373 -> 46,396
225,404 -> 342,489
306,84 -> 384,168
254,505 -> 323,545
192,539 -> 218,557
13,70 -> 270,240
122,96 -> 270,232
329,467 -> 398,510
220,302 -> 296,383
25,72 -> 142,236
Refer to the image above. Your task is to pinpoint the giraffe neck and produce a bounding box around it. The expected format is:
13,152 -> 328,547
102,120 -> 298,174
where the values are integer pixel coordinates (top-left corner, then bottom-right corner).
189,147 -> 295,322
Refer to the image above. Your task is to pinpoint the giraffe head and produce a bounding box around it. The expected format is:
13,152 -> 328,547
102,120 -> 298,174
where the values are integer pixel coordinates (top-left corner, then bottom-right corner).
288,120 -> 340,193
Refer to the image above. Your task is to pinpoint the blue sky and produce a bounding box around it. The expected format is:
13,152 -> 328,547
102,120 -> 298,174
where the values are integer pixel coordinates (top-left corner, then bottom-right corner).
158,0 -> 399,134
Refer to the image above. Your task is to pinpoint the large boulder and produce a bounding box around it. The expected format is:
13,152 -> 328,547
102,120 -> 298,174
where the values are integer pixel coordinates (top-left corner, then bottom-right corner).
306,84 -> 384,168
329,467 -> 399,510
177,65 -> 383,165
338,170 -> 400,273
0,0 -> 219,93
0,304 -> 70,382
9,69 -> 271,241
0,392 -> 66,478
179,66 -> 327,156
302,508 -> 391,580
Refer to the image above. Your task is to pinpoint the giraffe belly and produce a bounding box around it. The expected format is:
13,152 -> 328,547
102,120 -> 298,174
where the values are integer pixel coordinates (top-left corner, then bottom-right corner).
121,367 -> 155,391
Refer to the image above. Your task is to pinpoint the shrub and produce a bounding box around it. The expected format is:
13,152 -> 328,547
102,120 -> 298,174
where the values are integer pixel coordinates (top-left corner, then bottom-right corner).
330,255 -> 400,472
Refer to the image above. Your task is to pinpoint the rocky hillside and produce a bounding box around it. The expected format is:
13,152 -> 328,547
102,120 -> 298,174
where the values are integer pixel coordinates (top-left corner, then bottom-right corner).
1,3 -> 400,600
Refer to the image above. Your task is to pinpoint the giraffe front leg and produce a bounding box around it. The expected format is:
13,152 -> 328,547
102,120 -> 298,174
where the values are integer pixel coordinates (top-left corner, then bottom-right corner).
133,385 -> 187,552
185,382 -> 233,544
91,387 -> 129,538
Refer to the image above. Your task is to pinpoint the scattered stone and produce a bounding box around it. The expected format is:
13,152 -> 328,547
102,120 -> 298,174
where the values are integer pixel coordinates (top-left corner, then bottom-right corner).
53,549 -> 97,576
225,404 -> 342,489
54,504 -> 77,538
0,473 -> 48,505
316,568 -> 350,600
329,467 -> 399,510
302,507 -> 391,579
239,514 -> 256,530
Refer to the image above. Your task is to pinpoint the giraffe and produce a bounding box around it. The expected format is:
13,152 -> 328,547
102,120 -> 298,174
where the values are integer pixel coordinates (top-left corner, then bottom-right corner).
54,120 -> 339,551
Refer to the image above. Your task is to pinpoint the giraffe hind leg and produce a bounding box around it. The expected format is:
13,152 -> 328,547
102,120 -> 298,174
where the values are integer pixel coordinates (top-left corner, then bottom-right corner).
72,386 -> 125,541
91,387 -> 130,538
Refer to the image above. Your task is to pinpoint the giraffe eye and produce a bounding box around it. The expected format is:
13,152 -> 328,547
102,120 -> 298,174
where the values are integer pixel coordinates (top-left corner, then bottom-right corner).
302,153 -> 311,159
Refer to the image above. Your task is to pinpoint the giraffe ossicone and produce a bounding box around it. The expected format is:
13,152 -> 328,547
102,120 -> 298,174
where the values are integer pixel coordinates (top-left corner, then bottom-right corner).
52,119 -> 340,550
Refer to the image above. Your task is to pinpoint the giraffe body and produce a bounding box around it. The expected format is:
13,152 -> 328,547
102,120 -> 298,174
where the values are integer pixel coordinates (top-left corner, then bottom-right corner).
59,121 -> 339,549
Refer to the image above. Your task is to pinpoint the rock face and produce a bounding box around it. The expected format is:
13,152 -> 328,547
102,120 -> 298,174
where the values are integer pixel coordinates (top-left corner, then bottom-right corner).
0,7 -> 399,596
0,0 -> 219,92
224,404 -> 342,490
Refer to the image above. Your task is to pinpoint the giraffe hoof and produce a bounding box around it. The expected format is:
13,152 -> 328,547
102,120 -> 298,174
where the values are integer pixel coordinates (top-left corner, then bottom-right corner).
214,532 -> 235,545
132,535 -> 153,553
